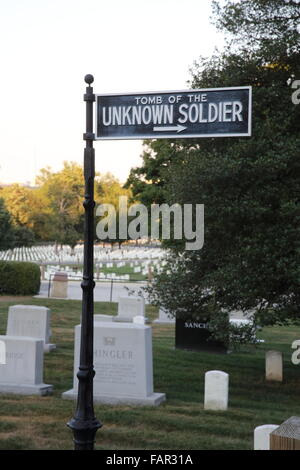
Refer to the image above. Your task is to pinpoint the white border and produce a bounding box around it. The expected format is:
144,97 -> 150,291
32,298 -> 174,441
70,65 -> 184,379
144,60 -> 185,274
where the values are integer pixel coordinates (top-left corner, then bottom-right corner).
95,86 -> 252,140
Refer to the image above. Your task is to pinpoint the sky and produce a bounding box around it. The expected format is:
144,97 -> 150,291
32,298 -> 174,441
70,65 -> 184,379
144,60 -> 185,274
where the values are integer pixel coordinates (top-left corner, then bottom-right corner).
0,0 -> 225,185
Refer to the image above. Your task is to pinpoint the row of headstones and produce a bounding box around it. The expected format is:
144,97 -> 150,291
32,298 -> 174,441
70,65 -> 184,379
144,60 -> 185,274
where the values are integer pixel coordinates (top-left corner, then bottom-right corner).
45,260 -> 160,271
0,300 -> 284,397
0,299 -> 167,406
0,298 -> 254,407
210,371 -> 300,449
45,269 -> 132,282
160,313 -> 286,382
203,359 -> 285,412
204,371 -> 298,451
62,301 -> 257,406
0,301 -> 298,448
0,244 -> 166,263
0,245 -> 74,262
44,260 -> 162,282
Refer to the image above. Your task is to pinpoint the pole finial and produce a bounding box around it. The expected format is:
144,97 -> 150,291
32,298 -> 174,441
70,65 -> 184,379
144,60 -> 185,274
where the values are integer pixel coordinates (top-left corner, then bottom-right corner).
84,74 -> 94,85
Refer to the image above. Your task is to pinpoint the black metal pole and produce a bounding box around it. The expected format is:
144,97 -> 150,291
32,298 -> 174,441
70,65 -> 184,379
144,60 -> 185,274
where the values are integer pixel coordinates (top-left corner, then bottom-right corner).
48,274 -> 52,298
67,74 -> 102,450
110,279 -> 113,302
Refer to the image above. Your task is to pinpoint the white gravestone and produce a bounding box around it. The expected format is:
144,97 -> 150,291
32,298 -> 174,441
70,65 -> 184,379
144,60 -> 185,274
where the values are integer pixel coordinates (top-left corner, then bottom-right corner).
133,315 -> 145,325
62,321 -> 166,406
154,308 -> 175,324
204,370 -> 229,410
94,314 -> 115,322
0,335 -> 53,396
6,305 -> 56,352
265,350 -> 283,382
115,296 -> 145,323
254,425 -> 279,450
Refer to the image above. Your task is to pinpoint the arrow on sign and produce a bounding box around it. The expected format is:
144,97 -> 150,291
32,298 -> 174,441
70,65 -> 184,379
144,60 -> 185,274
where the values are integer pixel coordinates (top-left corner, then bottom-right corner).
153,125 -> 187,133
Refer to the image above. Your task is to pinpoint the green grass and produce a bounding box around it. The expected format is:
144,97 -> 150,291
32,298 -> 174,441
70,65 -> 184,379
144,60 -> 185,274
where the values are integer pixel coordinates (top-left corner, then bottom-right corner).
0,296 -> 300,450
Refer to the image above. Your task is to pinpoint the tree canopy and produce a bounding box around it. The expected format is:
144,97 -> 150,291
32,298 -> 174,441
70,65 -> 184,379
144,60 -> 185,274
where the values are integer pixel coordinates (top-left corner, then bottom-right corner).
125,0 -> 300,334
0,198 -> 15,251
0,162 -> 133,249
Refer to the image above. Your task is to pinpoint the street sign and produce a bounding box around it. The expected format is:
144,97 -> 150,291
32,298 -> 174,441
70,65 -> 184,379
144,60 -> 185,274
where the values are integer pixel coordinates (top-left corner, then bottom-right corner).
96,86 -> 252,140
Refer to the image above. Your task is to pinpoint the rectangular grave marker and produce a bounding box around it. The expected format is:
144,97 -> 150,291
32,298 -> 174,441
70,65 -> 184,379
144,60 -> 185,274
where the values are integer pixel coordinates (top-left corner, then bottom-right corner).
266,350 -> 283,382
62,321 -> 165,406
175,318 -> 227,353
0,335 -> 53,396
115,296 -> 145,322
7,305 -> 56,352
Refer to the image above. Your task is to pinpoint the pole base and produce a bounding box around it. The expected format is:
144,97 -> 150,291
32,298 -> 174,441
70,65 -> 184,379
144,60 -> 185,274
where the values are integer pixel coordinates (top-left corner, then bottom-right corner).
67,416 -> 102,450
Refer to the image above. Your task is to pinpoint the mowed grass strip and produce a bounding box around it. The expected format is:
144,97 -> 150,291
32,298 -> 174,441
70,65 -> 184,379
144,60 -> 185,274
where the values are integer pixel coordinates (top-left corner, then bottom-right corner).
0,296 -> 299,450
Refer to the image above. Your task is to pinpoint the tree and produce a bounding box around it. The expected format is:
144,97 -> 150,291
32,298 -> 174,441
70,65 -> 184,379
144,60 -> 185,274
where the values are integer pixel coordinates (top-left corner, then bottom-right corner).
36,162 -> 85,248
13,225 -> 35,248
0,183 -> 50,241
133,0 -> 300,338
0,184 -> 35,226
124,139 -> 185,206
0,186 -> 36,248
95,173 -> 135,247
0,198 -> 15,251
126,0 -> 300,204
0,164 -> 135,248
211,0 -> 300,59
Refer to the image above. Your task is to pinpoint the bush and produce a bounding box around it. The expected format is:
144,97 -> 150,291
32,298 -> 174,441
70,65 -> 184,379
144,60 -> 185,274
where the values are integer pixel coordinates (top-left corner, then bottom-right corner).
0,261 -> 41,295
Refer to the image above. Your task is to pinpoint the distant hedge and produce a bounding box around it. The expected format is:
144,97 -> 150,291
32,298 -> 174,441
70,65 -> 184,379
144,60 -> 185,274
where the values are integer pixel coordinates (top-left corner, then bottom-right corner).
0,261 -> 41,295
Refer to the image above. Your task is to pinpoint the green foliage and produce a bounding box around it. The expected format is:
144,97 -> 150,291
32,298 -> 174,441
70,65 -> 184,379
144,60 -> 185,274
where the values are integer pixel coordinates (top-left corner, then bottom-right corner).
0,261 -> 40,295
0,198 -> 15,251
211,0 -> 300,58
0,197 -> 35,249
0,164 -> 134,247
36,161 -> 85,246
124,139 -> 185,206
13,225 -> 35,247
95,173 -> 135,247
135,0 -> 300,336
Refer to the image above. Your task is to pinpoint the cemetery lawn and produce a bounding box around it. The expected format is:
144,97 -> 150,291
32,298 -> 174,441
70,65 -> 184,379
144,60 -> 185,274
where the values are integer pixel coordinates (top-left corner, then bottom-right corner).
0,297 -> 300,450
58,263 -> 147,281
99,265 -> 147,281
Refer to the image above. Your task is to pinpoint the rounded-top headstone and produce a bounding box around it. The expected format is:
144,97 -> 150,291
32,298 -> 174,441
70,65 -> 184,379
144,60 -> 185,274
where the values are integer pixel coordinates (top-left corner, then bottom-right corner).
204,370 -> 229,410
254,424 -> 279,450
265,350 -> 283,382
